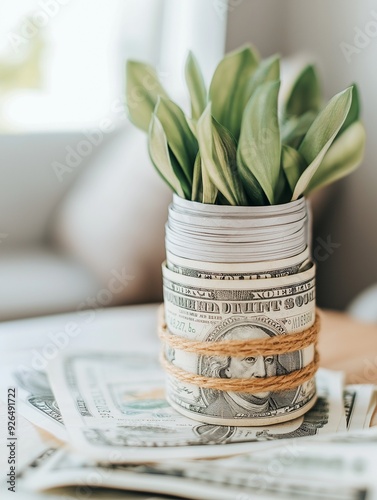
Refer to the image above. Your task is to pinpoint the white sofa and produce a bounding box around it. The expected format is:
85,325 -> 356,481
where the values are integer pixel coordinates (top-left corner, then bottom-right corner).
0,127 -> 172,321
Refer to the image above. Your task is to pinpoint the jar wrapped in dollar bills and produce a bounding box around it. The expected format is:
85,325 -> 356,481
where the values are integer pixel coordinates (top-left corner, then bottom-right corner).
160,195 -> 318,426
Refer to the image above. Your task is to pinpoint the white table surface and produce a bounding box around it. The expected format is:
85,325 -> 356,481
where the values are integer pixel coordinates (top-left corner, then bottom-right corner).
0,304 -> 160,357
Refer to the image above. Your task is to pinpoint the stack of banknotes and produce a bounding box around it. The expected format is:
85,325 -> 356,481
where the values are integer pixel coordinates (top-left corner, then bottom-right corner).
165,194 -> 309,262
163,195 -> 317,425
1,350 -> 376,500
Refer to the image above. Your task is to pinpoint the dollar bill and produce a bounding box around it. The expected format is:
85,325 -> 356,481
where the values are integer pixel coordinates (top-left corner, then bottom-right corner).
165,235 -> 308,263
19,440 -> 377,500
0,363 -> 66,441
171,192 -> 307,216
47,351 -> 345,463
0,399 -> 60,496
314,426 -> 377,445
365,390 -> 377,429
4,349 -> 373,449
167,216 -> 307,238
3,355 -> 374,449
165,195 -> 310,263
0,402 -> 173,500
166,247 -> 310,280
162,264 -> 317,426
344,385 -> 376,431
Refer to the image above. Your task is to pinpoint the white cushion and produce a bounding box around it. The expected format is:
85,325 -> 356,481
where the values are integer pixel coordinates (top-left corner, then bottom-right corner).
51,126 -> 172,304
348,285 -> 377,323
0,247 -> 101,321
0,132 -> 93,246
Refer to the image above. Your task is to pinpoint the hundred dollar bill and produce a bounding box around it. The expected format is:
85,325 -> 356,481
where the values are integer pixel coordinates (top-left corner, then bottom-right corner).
4,360 -> 373,445
0,399 -> 61,500
47,352 -> 344,463
343,385 -> 376,431
19,439 -> 377,500
165,231 -> 308,263
365,390 -> 377,429
2,351 -> 372,444
162,264 -> 316,426
0,363 -> 66,441
165,195 -> 310,263
314,425 -> 377,445
171,192 -> 308,216
165,220 -> 307,246
166,247 -> 311,280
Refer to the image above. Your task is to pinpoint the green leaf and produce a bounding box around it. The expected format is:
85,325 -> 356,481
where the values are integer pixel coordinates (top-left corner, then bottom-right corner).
244,55 -> 280,105
236,167 -> 266,205
285,65 -> 322,118
281,145 -> 307,192
185,51 -> 207,121
305,121 -> 365,194
237,80 -> 281,204
126,61 -> 169,132
281,111 -> 317,147
209,45 -> 260,139
338,84 -> 360,136
292,87 -> 353,200
212,121 -> 248,206
148,114 -> 186,198
191,152 -> 203,202
197,104 -> 247,205
186,116 -> 197,137
202,159 -> 218,205
275,168 -> 293,205
155,97 -> 198,186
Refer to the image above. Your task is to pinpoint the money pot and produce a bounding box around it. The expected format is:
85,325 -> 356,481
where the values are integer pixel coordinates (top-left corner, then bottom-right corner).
161,194 -> 317,426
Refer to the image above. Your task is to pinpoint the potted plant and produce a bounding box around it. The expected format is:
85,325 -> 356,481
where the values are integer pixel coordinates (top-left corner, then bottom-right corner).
125,45 -> 365,426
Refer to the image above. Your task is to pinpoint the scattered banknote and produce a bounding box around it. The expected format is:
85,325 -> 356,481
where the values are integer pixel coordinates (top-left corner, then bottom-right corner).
1,358 -> 374,445
344,384 -> 376,430
18,439 -> 377,500
47,351 -> 348,463
301,426 -> 377,448
1,350 -> 375,500
0,405 -> 164,500
0,363 -> 66,442
366,390 -> 377,428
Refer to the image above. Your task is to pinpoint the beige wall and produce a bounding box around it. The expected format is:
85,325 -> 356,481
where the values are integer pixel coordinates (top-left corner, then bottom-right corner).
226,0 -> 377,310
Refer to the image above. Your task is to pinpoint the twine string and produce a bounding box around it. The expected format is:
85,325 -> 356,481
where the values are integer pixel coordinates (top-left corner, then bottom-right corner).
158,316 -> 319,357
160,351 -> 319,393
158,310 -> 320,393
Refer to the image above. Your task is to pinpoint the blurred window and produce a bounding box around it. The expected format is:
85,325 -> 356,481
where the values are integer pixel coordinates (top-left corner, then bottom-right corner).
0,0 -> 164,130
0,0 -> 226,131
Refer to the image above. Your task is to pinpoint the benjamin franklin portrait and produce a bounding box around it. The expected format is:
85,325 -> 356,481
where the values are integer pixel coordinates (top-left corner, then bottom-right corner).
198,317 -> 302,418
